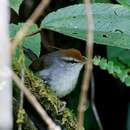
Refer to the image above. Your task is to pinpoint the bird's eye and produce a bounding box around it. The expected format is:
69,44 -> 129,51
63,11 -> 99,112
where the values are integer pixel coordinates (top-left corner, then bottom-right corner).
61,57 -> 79,64
63,59 -> 78,64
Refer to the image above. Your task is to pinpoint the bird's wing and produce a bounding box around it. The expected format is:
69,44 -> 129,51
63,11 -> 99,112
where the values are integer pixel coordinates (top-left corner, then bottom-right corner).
29,54 -> 54,72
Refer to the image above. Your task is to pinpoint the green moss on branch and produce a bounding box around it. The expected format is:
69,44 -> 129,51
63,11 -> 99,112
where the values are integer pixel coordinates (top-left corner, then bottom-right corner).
13,59 -> 78,130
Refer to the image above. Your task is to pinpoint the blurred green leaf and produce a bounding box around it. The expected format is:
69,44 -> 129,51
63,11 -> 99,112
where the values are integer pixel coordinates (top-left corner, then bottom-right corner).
125,76 -> 130,86
10,0 -> 23,13
99,58 -> 108,70
42,3 -> 130,49
10,23 -> 40,66
116,0 -> 130,8
93,56 -> 130,87
107,47 -> 130,67
93,0 -> 112,3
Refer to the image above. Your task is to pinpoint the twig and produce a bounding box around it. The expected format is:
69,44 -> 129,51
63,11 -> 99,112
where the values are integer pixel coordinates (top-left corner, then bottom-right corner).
78,0 -> 94,129
26,28 -> 42,37
91,74 -> 103,130
17,48 -> 25,130
11,0 -> 50,52
13,98 -> 37,130
12,71 -> 61,130
18,68 -> 24,130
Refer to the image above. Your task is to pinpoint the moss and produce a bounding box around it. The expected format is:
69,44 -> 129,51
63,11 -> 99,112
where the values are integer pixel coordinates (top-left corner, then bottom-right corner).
13,59 -> 78,130
16,108 -> 25,124
13,98 -> 37,130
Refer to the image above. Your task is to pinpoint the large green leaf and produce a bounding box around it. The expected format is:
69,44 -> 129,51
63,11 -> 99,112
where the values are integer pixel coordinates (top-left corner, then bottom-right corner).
93,0 -> 112,3
10,0 -> 23,13
41,3 -> 130,49
107,46 -> 130,67
10,23 -> 40,66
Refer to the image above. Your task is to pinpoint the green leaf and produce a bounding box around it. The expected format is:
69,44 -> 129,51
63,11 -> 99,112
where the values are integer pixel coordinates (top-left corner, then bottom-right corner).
10,0 -> 23,13
99,58 -> 108,70
107,47 -> 130,67
10,23 -> 40,66
116,0 -> 130,8
93,56 -> 130,87
41,3 -> 130,49
125,76 -> 130,86
93,0 -> 112,3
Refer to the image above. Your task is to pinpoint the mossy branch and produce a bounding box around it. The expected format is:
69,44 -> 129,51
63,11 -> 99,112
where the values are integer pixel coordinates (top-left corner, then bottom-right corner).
13,59 -> 78,130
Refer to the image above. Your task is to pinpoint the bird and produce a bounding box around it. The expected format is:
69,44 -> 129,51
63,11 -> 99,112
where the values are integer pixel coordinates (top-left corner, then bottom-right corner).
23,47 -> 86,97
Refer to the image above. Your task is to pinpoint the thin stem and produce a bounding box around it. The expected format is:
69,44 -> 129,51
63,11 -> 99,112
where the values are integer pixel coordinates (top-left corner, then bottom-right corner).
18,68 -> 24,130
11,0 -> 50,52
78,0 -> 94,129
26,28 -> 42,37
91,74 -> 103,130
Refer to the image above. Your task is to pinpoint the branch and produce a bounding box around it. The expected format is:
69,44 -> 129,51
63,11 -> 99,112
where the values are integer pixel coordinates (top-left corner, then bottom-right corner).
18,68 -> 24,130
91,74 -> 103,130
13,60 -> 78,130
0,0 -> 12,129
11,0 -> 50,52
78,0 -> 94,129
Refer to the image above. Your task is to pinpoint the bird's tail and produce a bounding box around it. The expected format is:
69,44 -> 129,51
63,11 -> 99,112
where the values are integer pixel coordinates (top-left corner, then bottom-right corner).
22,46 -> 38,61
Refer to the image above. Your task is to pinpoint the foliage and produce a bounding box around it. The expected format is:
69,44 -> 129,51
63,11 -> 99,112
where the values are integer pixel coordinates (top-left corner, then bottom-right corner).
9,0 -> 130,130
93,56 -> 130,86
93,0 -> 112,3
10,23 -> 40,57
116,0 -> 130,8
13,59 -> 78,130
41,3 -> 130,49
10,23 -> 40,66
10,0 -> 23,13
107,46 -> 130,67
